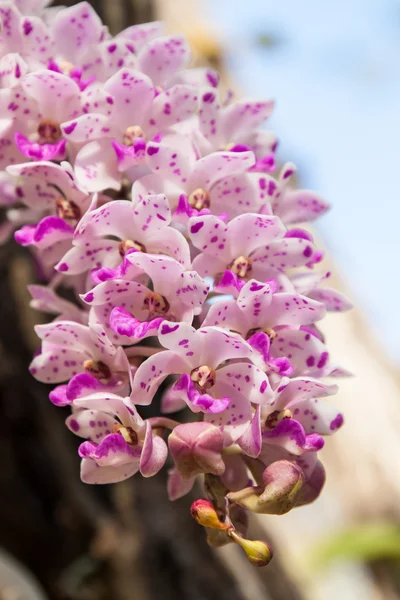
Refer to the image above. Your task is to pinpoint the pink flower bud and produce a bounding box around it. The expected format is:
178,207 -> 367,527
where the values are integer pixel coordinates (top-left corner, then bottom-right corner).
168,422 -> 225,478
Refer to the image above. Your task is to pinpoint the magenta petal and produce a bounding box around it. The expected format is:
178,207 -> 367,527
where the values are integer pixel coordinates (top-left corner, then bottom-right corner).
80,433 -> 139,465
263,419 -> 324,454
109,306 -> 163,339
247,331 -> 271,363
66,373 -> 110,401
49,384 -> 69,407
14,224 -> 35,246
214,270 -> 245,295
15,216 -> 73,247
15,133 -> 66,160
112,138 -> 146,166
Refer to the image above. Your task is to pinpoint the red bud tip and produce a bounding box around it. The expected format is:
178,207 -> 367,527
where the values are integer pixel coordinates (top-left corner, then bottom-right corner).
190,499 -> 228,531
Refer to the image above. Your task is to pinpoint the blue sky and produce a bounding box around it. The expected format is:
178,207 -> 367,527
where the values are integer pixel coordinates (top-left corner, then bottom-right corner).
206,0 -> 400,360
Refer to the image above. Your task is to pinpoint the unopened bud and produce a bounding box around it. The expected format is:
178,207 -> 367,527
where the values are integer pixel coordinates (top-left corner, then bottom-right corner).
227,459 -> 304,515
169,422 -> 225,478
229,530 -> 273,567
190,499 -> 228,531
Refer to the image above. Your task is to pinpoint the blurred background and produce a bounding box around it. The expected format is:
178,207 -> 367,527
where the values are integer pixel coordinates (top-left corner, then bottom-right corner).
1,0 -> 400,599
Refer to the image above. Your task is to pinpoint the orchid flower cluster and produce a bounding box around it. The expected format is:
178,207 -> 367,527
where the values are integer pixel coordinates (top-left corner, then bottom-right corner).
0,0 -> 351,566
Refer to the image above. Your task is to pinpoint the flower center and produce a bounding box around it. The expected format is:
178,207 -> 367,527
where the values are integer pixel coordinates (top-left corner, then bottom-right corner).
247,327 -> 277,341
56,197 -> 81,223
123,125 -> 145,146
118,239 -> 147,257
83,359 -> 111,381
59,61 -> 75,76
112,424 -> 138,446
190,365 -> 216,390
37,119 -> 62,144
265,409 -> 293,429
143,291 -> 170,314
228,256 -> 252,278
188,188 -> 210,211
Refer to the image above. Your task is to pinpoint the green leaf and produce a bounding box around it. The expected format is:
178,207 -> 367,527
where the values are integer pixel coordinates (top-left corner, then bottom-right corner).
308,523 -> 400,570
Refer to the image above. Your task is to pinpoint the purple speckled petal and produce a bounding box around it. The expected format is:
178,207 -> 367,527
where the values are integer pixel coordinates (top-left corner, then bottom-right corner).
251,237 -> 318,280
62,114 -> 112,143
103,68 -> 154,131
275,189 -> 330,225
29,346 -> 87,384
22,70 -> 81,122
0,53 -> 28,88
131,350 -> 190,406
66,408 -> 117,440
199,327 -> 254,370
74,140 -> 120,193
309,287 -> 353,312
228,213 -> 286,258
220,99 -> 275,143
266,293 -> 326,327
204,379 -> 252,443
117,21 -> 163,51
137,35 -> 190,87
198,88 -> 222,145
271,328 -> 334,378
217,363 -> 272,405
158,321 -> 200,363
191,151 -> 255,191
148,84 -> 198,136
56,237 -> 120,276
51,2 -> 104,63
145,138 -> 195,188
189,214 -> 229,261
202,297 -> 246,333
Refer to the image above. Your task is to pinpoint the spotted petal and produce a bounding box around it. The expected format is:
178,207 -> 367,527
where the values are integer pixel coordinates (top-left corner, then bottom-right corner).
137,35 -> 190,87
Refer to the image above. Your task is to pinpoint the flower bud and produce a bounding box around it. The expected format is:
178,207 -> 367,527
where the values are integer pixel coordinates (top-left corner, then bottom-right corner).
190,499 -> 228,531
229,530 -> 273,567
227,459 -> 304,515
169,422 -> 225,478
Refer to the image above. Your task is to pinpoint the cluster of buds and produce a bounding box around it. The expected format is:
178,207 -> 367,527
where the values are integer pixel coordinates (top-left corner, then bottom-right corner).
0,0 -> 352,565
